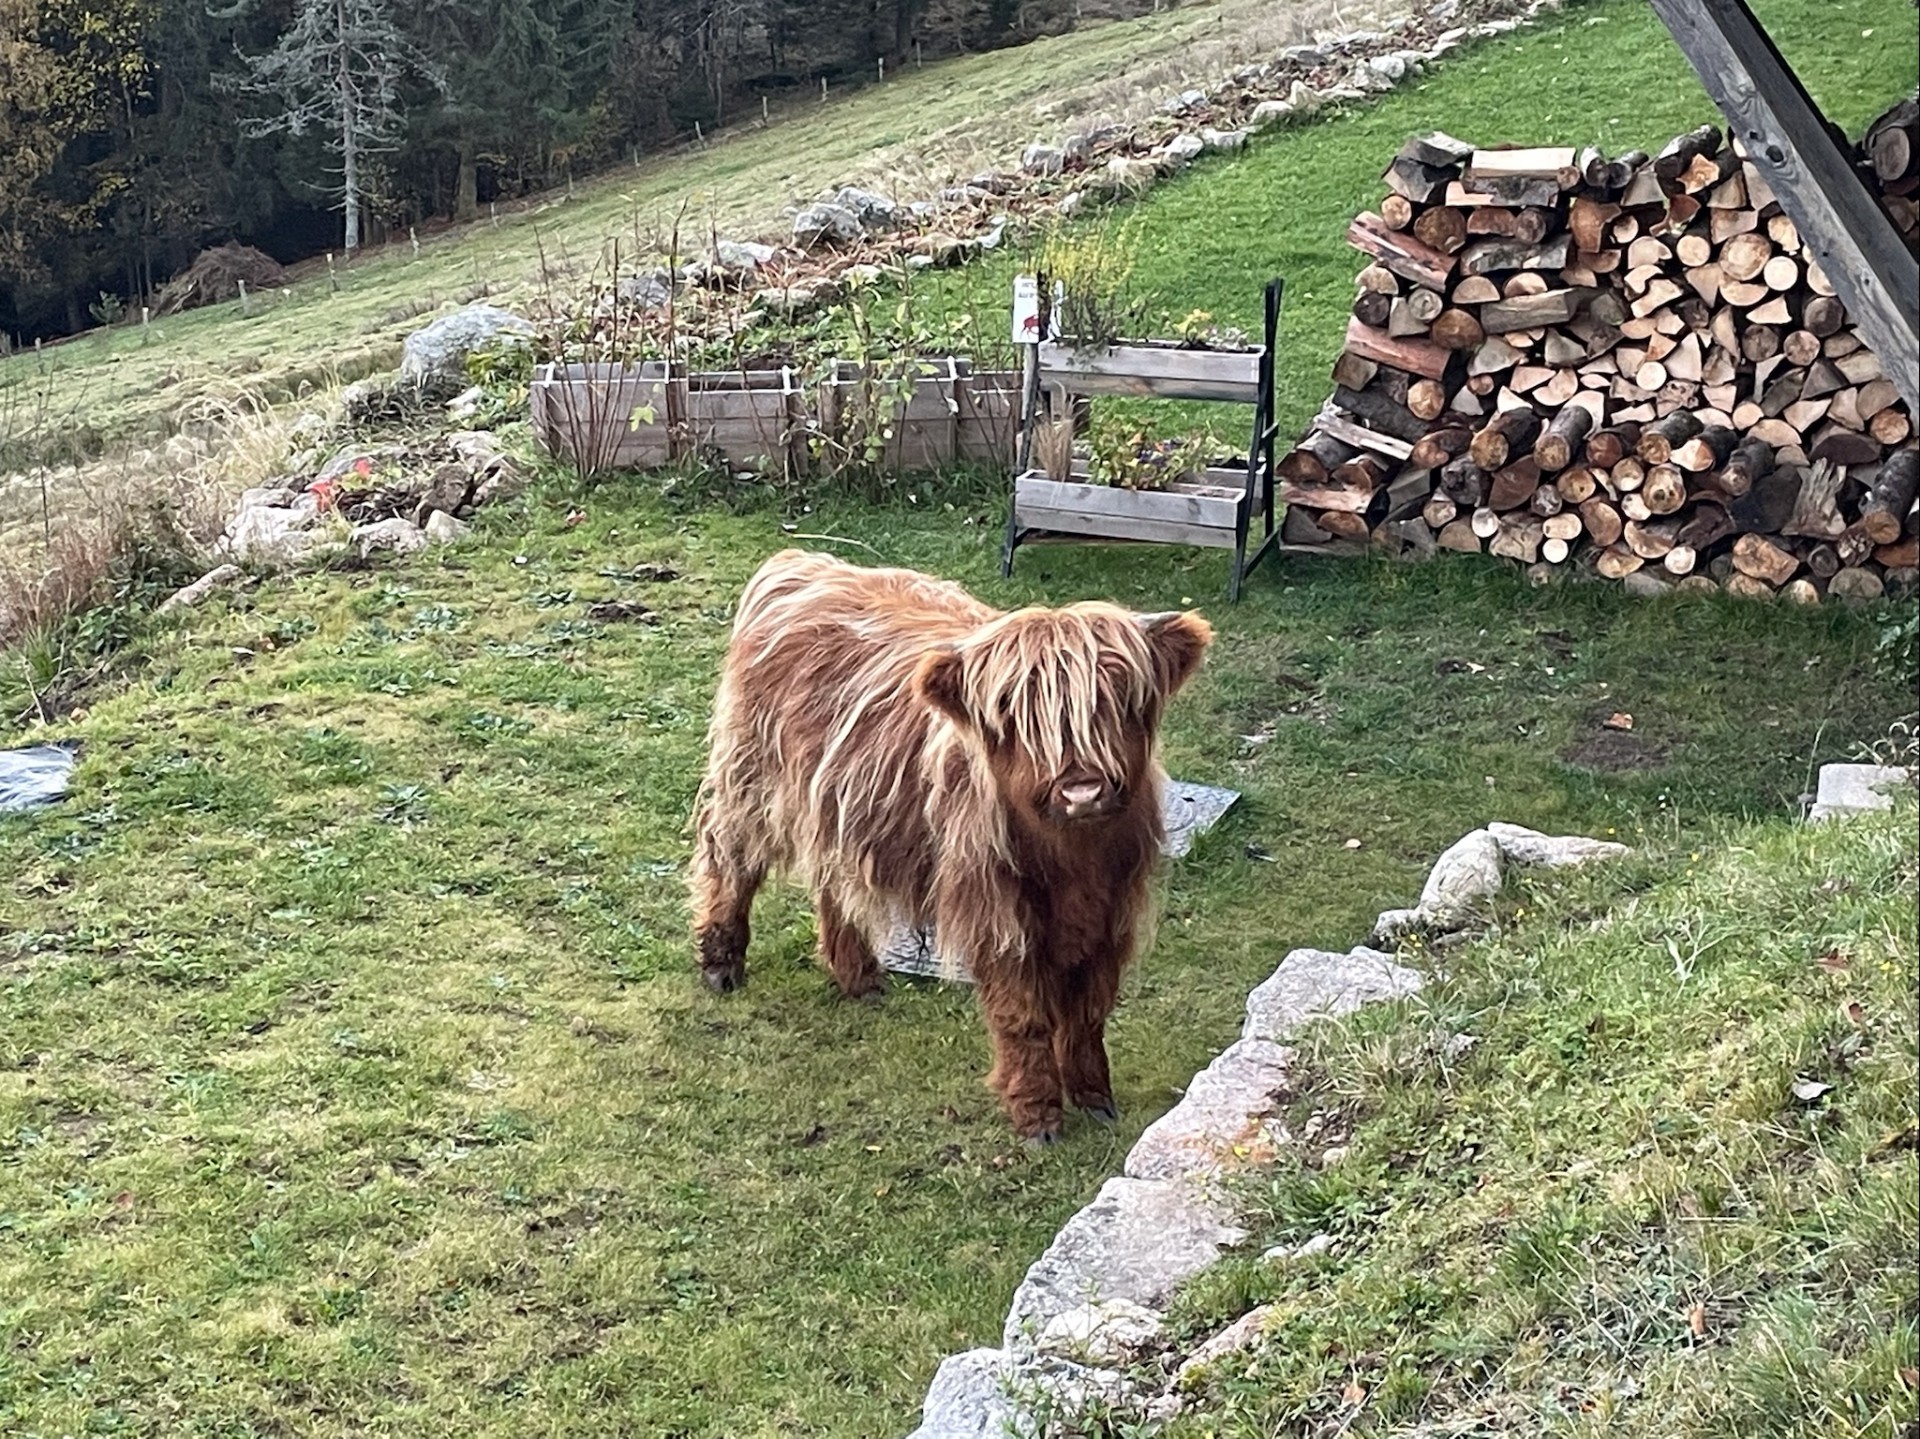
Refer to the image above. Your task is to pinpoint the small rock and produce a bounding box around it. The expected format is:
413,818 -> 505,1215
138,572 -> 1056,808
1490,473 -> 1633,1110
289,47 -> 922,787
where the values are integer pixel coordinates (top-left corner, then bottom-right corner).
913,233 -> 976,267
616,269 -> 675,307
753,284 -> 822,316
713,239 -> 777,272
221,504 -> 322,569
446,385 -> 486,420
1037,1300 -> 1163,1365
1162,133 -> 1206,164
792,202 -> 864,249
832,185 -> 902,231
424,511 -> 470,546
1021,142 -> 1065,176
1200,127 -> 1250,152
350,517 -> 428,559
1004,1177 -> 1247,1351
1056,191 -> 1089,219
965,172 -> 1012,194
157,564 -> 243,614
1262,1232 -> 1334,1263
1486,821 -> 1632,867
1097,156 -> 1161,194
1062,132 -> 1096,162
903,1349 -> 1019,1439
1173,1304 -> 1276,1390
1243,947 -> 1423,1043
162,434 -> 206,468
1621,569 -> 1675,598
412,462 -> 473,526
1282,44 -> 1328,65
1808,763 -> 1913,822
843,262 -> 887,286
339,373 -> 407,424
1287,79 -> 1322,112
1250,99 -> 1294,128
1419,828 -> 1506,919
1370,907 -> 1426,944
1367,53 -> 1408,82
1173,88 -> 1208,112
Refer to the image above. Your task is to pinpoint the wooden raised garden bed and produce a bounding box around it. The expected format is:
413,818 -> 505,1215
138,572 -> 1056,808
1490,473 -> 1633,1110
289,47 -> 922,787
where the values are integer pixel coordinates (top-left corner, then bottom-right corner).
815,359 -> 1022,472
531,362 -> 805,478
1003,278 -> 1287,601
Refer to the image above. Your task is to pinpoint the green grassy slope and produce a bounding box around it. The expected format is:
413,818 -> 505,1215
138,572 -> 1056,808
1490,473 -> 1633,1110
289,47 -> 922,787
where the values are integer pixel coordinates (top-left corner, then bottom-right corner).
0,0 -> 1339,464
1159,799 -> 1917,1438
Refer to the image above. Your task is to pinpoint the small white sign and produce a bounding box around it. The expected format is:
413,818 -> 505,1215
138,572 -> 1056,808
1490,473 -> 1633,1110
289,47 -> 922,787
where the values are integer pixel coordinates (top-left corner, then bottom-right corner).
1011,275 -> 1063,344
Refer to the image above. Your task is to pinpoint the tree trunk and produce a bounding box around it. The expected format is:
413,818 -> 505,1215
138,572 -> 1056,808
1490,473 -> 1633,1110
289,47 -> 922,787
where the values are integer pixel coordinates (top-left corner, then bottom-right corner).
455,133 -> 478,223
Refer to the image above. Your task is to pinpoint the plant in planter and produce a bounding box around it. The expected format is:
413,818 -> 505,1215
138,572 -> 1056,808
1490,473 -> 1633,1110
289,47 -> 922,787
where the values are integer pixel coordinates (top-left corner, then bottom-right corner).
1037,217 -> 1149,351
1086,424 -> 1220,491
1165,308 -> 1251,352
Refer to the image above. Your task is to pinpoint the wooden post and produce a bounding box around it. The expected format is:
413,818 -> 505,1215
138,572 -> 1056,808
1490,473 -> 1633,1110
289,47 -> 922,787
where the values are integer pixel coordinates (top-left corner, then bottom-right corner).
761,96 -> 769,125
326,252 -> 338,292
238,279 -> 249,315
1646,0 -> 1920,411
409,225 -> 419,257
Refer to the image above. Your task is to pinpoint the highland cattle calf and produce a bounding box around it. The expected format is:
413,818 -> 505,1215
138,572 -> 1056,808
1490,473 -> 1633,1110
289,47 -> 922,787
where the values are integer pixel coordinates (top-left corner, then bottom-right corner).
690,549 -> 1212,1142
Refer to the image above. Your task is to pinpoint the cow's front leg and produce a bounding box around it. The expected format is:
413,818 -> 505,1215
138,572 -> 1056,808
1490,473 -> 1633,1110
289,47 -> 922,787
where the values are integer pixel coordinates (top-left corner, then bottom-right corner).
1053,959 -> 1121,1124
975,968 -> 1066,1144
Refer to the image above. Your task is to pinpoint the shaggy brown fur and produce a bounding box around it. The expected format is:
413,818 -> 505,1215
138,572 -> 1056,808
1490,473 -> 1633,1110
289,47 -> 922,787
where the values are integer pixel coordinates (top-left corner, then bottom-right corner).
689,549 -> 1212,1141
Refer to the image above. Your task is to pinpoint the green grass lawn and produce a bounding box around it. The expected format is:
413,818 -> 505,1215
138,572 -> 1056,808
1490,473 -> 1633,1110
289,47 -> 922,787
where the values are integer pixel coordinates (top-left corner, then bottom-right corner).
0,459 -> 1911,1436
1154,798 -> 1917,1438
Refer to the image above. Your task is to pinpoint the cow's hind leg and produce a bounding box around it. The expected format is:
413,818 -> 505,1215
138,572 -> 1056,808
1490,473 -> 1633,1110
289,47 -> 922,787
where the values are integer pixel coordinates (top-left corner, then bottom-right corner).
817,888 -> 886,1000
690,808 -> 764,994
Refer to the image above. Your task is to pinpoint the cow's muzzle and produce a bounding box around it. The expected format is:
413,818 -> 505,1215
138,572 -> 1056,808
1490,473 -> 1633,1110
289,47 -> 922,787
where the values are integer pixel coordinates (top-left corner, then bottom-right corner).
1049,773 -> 1123,823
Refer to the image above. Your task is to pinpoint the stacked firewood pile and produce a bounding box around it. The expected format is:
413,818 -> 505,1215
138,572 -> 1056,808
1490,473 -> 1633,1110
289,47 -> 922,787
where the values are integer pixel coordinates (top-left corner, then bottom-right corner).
1277,98 -> 1919,601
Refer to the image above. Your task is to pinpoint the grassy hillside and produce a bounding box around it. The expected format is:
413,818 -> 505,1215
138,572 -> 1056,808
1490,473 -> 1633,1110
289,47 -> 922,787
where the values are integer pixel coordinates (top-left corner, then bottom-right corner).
1157,798 -> 1917,1438
0,0 -> 1384,466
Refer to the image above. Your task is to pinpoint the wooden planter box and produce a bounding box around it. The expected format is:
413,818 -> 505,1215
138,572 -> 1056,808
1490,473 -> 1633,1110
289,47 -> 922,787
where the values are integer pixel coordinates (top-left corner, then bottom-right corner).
1036,340 -> 1265,404
1012,460 -> 1255,549
815,359 -> 1023,472
682,367 -> 806,478
530,361 -> 804,477
530,361 -> 674,473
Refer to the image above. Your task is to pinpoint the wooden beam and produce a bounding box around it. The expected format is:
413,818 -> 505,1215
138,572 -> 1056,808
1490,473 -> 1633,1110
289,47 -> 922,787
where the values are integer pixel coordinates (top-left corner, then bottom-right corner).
1646,0 -> 1919,412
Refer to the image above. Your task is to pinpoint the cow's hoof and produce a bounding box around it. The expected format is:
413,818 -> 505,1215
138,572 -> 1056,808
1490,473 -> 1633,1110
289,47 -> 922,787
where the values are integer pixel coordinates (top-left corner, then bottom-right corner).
1024,1125 -> 1062,1149
703,965 -> 746,994
1080,1098 -> 1120,1124
835,970 -> 888,1001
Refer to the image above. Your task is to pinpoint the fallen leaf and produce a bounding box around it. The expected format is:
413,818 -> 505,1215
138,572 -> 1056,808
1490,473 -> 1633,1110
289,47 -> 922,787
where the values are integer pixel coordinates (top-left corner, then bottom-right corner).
1603,712 -> 1634,731
1791,1078 -> 1833,1102
1842,1000 -> 1866,1026
1816,948 -> 1850,972
1900,1366 -> 1917,1390
1343,837 -> 1363,850
1341,1379 -> 1367,1407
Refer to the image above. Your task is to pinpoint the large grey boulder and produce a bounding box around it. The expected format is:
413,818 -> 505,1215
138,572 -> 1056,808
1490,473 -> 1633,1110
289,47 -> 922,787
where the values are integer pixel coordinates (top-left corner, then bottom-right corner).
1004,1177 -> 1247,1351
1242,947 -> 1423,1044
399,303 -> 532,394
712,239 -> 777,272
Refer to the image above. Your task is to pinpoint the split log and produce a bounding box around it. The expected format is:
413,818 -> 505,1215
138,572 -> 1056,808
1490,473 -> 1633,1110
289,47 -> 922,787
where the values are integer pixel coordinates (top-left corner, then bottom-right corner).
1677,502 -> 1735,550
1437,519 -> 1482,552
1470,409 -> 1543,471
1488,458 -> 1543,511
1410,426 -> 1474,471
1349,213 -> 1457,290
1459,234 -> 1572,275
1532,406 -> 1594,471
1555,466 -> 1599,504
1857,449 -> 1920,544
1407,379 -> 1449,421
1344,318 -> 1453,381
1642,463 -> 1688,515
1413,207 -> 1470,255
1636,411 -> 1702,464
1829,567 -> 1887,603
1439,455 -> 1491,507
1625,518 -> 1678,560
1430,309 -> 1487,350
1782,461 -> 1845,540
1713,436 -> 1774,497
1670,425 -> 1738,472
1579,497 -> 1625,547
1489,515 -> 1545,564
1732,533 -> 1800,586
1330,387 -> 1427,447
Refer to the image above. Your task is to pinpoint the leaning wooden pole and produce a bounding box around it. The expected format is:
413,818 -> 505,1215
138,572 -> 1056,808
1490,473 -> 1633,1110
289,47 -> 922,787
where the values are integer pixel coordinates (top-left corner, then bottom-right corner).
1646,0 -> 1920,412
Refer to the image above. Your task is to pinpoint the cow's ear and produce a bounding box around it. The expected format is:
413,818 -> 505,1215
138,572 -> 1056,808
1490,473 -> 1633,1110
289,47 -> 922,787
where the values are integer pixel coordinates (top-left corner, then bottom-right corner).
915,644 -> 973,727
1139,611 -> 1213,697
